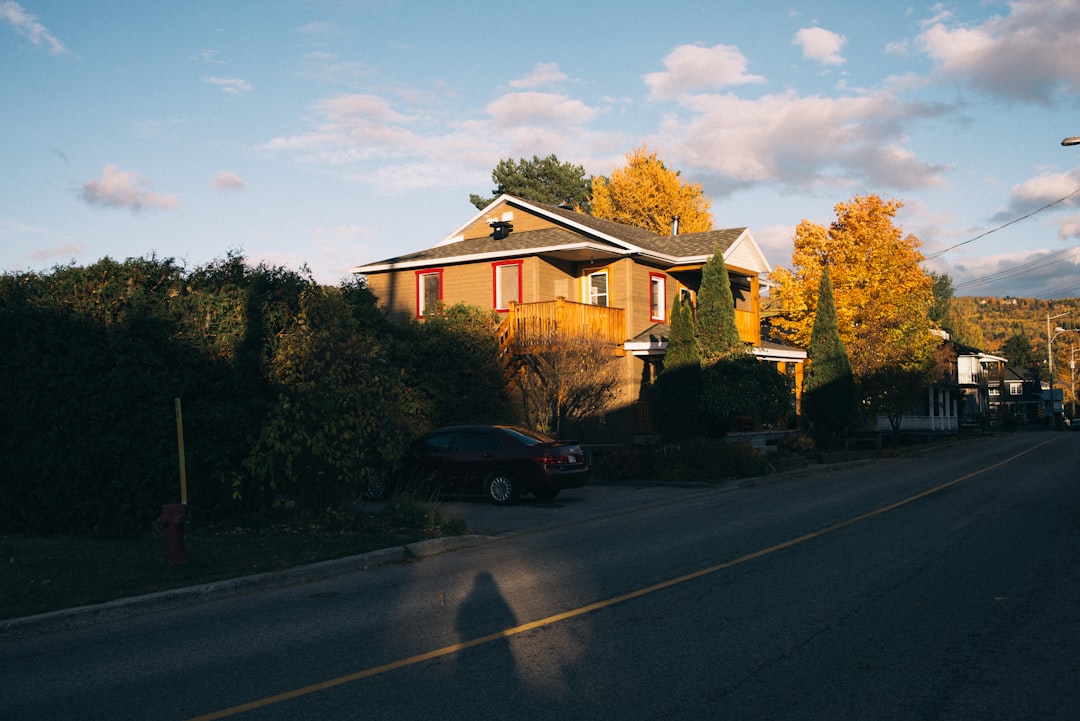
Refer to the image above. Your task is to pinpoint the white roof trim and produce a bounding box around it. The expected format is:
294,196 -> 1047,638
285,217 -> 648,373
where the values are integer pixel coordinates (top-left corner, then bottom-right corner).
752,346 -> 807,362
356,193 -> 773,274
350,241 -> 623,275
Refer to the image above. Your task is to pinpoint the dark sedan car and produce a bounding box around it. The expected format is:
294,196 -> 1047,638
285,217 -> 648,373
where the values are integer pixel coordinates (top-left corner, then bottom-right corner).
374,425 -> 589,505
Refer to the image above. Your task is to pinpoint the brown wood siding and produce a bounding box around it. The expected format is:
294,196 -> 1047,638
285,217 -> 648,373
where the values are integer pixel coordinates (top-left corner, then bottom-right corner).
533,257 -> 579,303
461,201 -> 562,240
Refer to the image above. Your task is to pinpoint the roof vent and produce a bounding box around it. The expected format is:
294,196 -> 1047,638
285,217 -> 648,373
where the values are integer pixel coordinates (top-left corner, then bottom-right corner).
671,216 -> 680,236
489,220 -> 514,240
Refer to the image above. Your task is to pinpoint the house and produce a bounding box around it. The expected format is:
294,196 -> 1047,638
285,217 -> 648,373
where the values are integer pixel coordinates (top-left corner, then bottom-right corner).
871,335 -> 1008,436
352,194 -> 806,440
956,344 -> 1008,428
988,366 -> 1044,427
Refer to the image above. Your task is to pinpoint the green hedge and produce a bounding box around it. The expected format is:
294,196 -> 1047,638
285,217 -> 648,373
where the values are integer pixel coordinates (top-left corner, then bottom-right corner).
0,255 -> 506,535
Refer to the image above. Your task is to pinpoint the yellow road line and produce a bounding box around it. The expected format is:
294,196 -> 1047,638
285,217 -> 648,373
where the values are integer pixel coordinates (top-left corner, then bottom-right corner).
188,437 -> 1055,720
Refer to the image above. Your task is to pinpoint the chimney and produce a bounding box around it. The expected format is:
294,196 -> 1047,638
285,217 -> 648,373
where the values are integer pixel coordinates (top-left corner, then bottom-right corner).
671,216 -> 680,236
489,220 -> 513,240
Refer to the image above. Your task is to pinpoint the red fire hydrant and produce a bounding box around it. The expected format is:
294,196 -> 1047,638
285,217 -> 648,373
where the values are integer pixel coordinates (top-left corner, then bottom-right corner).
158,503 -> 189,564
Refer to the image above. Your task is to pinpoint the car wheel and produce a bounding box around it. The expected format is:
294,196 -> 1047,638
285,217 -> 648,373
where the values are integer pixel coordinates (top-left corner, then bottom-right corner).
484,471 -> 520,506
533,488 -> 560,501
364,471 -> 394,501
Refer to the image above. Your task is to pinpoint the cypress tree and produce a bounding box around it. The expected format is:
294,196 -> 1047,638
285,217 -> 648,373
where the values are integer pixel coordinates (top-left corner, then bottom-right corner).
803,266 -> 858,441
663,294 -> 700,370
696,246 -> 745,366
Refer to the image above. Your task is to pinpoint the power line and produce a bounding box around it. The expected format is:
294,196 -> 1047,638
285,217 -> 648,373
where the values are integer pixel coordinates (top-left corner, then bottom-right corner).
953,245 -> 1080,291
924,186 -> 1080,261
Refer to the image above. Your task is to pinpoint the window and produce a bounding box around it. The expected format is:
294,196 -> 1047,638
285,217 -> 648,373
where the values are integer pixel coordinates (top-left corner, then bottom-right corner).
989,386 -> 1001,397
649,273 -> 666,322
493,261 -> 522,311
454,430 -> 501,453
416,269 -> 443,318
1009,382 -> 1022,396
586,270 -> 608,307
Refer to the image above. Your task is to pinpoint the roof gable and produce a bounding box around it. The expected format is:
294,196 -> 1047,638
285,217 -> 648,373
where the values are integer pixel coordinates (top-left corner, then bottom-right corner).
351,193 -> 772,274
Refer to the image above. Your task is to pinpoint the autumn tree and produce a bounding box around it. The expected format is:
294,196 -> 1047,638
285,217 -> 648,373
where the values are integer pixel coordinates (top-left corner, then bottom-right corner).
802,266 -> 859,442
515,335 -> 622,436
769,195 -> 937,399
470,154 -> 592,210
590,146 -> 712,234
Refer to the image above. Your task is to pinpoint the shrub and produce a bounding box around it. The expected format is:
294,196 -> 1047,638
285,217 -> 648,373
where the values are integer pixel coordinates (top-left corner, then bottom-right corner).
656,438 -> 772,482
595,446 -> 656,481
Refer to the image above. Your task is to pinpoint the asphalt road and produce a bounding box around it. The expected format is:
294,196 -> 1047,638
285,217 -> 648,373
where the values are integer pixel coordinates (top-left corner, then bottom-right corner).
2,432 -> 1078,721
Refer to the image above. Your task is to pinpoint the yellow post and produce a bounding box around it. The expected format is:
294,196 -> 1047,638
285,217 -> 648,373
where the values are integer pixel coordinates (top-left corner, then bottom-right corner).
174,398 -> 188,504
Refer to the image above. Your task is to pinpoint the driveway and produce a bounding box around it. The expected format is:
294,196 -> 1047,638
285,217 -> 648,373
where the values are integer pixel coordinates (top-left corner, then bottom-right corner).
428,481 -> 721,537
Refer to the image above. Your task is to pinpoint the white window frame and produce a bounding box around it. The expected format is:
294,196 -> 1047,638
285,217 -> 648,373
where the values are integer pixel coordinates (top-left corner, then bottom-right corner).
416,269 -> 443,318
493,260 -> 522,311
585,270 -> 609,307
649,273 -> 666,322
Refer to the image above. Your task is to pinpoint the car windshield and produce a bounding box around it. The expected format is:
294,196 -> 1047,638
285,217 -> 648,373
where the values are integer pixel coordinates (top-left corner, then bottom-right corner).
500,426 -> 555,446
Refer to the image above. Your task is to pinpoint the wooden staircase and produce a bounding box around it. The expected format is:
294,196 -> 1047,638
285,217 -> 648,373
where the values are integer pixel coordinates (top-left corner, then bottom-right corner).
497,298 -> 626,380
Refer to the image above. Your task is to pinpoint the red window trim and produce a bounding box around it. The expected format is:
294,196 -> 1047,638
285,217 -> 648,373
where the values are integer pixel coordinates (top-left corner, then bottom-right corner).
415,268 -> 444,318
649,272 -> 667,322
492,260 -> 523,312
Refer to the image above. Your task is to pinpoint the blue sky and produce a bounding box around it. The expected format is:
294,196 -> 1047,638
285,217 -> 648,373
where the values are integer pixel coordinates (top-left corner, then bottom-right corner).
3,0 -> 1080,298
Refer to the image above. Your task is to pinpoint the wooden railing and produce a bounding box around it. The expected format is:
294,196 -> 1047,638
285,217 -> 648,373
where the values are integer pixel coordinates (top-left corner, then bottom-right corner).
735,309 -> 758,344
498,298 -> 626,359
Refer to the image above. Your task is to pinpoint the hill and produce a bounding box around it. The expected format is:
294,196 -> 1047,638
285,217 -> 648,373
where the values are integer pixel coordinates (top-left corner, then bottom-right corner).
948,296 -> 1080,366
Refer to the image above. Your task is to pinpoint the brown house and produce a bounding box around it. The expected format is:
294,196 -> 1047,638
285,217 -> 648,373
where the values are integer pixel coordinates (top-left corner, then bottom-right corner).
352,194 -> 805,440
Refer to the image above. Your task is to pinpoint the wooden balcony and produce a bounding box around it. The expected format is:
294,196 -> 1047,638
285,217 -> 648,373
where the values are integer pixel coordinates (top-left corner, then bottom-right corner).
735,309 -> 758,345
498,298 -> 626,358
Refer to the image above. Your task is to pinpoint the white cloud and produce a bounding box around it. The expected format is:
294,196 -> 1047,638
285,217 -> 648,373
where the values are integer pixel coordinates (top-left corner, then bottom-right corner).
916,0 -> 1080,103
80,165 -> 179,211
947,247 -> 1080,298
212,170 -> 245,190
644,44 -> 765,100
0,1 -> 65,54
263,88 -> 606,191
658,89 -> 948,191
992,168 -> 1080,220
204,76 -> 252,94
486,92 -> 596,128
510,62 -> 569,89
793,27 -> 847,66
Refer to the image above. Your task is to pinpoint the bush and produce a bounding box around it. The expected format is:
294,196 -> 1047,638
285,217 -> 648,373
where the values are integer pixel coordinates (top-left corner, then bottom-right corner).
594,446 -> 656,481
656,438 -> 772,482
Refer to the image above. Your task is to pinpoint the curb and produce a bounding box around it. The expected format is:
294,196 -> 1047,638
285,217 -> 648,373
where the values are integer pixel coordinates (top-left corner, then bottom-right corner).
0,534 -> 498,642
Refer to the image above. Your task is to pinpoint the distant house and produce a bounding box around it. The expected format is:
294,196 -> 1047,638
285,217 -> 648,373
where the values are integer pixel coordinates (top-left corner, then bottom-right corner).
872,336 -> 1007,436
988,365 -> 1043,427
352,194 -> 806,440
956,343 -> 1008,428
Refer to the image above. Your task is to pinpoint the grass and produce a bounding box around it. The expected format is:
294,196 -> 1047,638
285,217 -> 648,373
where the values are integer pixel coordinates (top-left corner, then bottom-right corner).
0,499 -> 468,621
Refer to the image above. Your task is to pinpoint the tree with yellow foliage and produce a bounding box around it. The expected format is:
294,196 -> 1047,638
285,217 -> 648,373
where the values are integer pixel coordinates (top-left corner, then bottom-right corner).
590,146 -> 713,234
769,194 -> 937,392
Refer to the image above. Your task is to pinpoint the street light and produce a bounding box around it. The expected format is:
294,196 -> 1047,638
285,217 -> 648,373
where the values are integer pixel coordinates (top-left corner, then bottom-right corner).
1070,345 -> 1080,421
1049,322 -> 1080,427
1046,311 -> 1071,427
1063,136 -> 1080,146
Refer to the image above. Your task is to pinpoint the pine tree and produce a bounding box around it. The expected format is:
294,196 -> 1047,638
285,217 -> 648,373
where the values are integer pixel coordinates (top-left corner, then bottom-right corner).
802,267 -> 858,441
695,246 -> 745,366
663,294 -> 700,369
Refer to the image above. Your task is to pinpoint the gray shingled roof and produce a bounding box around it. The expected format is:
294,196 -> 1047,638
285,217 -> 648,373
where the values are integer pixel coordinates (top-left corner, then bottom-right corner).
355,194 -> 749,271
522,197 -> 746,259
